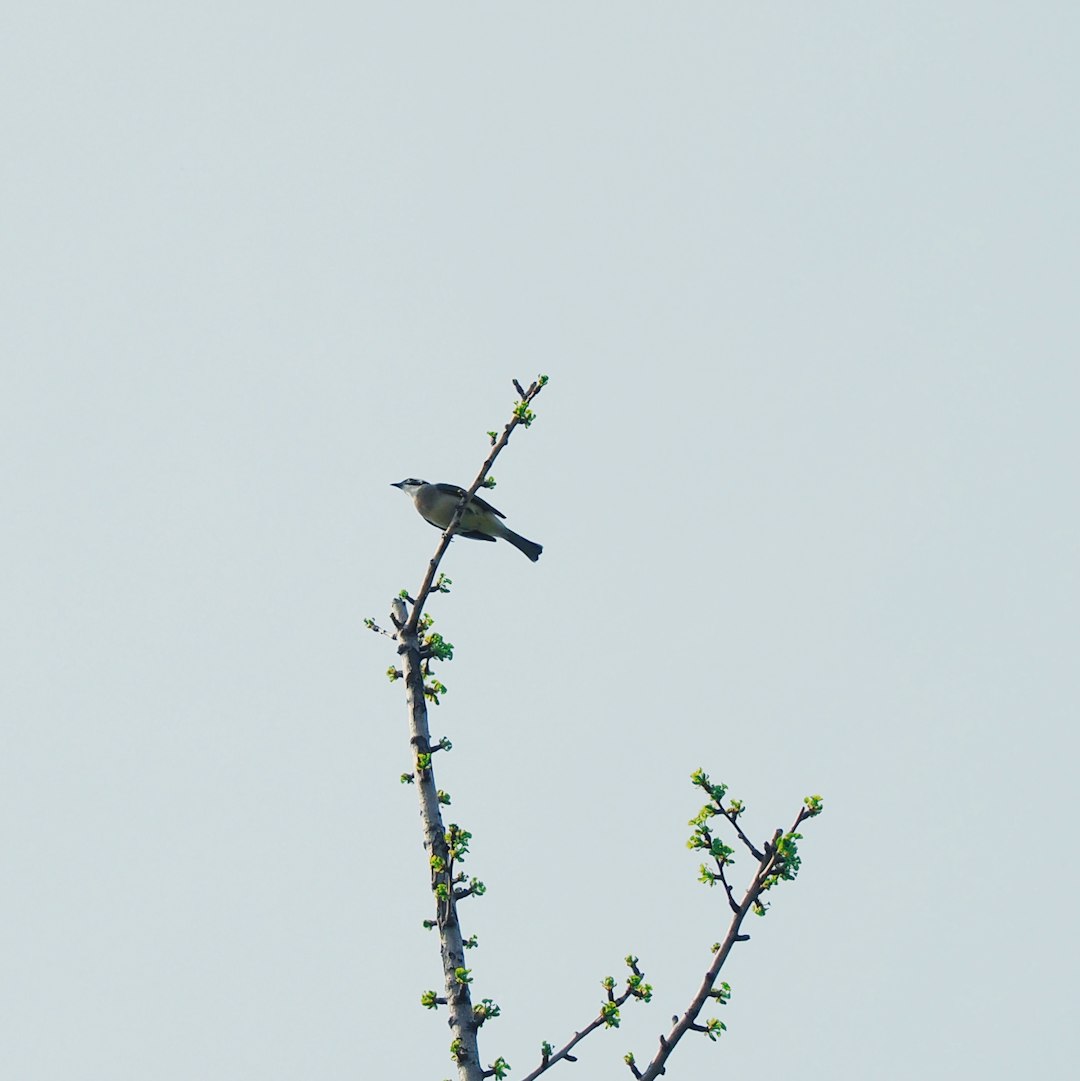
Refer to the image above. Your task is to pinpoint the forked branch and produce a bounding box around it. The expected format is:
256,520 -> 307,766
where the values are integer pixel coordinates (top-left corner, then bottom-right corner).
630,798 -> 821,1081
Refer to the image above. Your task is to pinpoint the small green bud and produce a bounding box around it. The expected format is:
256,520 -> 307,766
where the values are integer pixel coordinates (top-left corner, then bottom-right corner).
704,1017 -> 727,1041
600,1000 -> 621,1028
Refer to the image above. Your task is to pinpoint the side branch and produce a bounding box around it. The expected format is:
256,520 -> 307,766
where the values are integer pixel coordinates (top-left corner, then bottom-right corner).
718,807 -> 765,862
520,1006 -> 624,1081
522,959 -> 651,1081
636,805 -> 814,1081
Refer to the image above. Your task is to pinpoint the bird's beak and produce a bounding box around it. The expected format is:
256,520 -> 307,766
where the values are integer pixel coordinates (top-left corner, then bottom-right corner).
391,481 -> 403,489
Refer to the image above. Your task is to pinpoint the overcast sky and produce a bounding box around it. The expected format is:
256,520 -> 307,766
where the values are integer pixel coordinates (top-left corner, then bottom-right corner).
3,4 -> 1077,1079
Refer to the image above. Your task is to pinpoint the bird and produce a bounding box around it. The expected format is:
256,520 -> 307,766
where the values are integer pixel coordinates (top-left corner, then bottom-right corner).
391,479 -> 543,562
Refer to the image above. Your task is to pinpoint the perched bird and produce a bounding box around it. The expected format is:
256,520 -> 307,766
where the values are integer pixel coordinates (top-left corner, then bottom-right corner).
391,479 -> 543,562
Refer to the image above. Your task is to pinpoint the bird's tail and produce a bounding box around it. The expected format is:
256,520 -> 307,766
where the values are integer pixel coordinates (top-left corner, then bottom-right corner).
501,527 -> 543,562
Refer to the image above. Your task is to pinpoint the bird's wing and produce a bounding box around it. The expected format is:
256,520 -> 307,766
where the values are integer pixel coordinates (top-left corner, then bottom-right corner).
432,482 -> 506,519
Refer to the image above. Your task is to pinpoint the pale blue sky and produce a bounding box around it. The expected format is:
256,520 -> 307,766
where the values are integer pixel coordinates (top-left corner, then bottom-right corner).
3,4 -> 1077,1078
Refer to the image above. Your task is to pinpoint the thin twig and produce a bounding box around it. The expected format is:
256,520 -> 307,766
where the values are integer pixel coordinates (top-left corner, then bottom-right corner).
716,862 -> 740,915
718,808 -> 765,861
404,378 -> 546,635
520,990 -> 636,1081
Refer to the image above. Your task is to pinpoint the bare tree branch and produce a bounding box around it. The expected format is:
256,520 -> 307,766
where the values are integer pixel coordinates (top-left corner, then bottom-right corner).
521,960 -> 650,1081
634,804 -> 815,1081
403,377 -> 547,637
392,377 -> 548,1081
519,997 -> 630,1081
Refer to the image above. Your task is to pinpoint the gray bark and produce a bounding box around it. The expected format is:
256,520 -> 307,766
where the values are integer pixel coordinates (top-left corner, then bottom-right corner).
393,597 -> 483,1081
